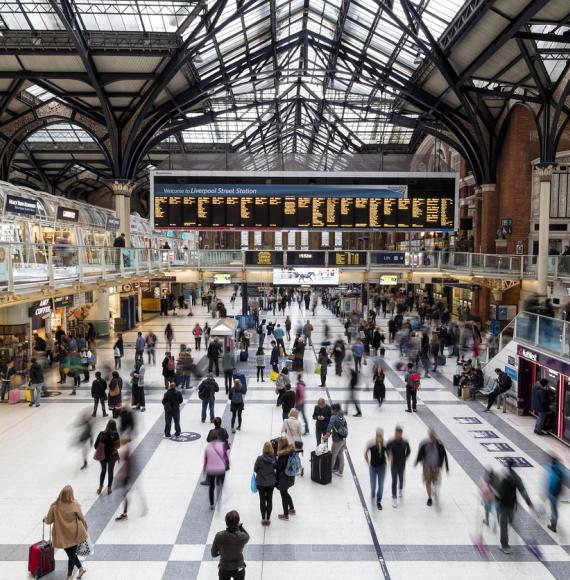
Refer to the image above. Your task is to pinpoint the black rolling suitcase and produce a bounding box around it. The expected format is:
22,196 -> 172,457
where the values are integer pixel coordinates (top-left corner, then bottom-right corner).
453,374 -> 461,386
311,448 -> 332,485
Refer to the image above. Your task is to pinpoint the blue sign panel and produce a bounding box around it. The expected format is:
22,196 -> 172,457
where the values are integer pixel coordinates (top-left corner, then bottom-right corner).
5,194 -> 37,216
504,366 -> 518,382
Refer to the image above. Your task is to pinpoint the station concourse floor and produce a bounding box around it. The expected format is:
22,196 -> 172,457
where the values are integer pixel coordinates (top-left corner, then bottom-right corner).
0,290 -> 569,580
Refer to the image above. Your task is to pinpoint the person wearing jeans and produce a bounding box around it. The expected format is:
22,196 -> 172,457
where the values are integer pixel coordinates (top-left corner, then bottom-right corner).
253,442 -> 277,525
532,379 -> 549,434
276,436 -> 296,520
94,419 -> 120,494
204,434 -> 229,508
199,373 -> 219,423
365,428 -> 387,510
386,426 -> 411,508
29,357 -> 44,408
162,381 -> 183,438
324,404 -> 347,476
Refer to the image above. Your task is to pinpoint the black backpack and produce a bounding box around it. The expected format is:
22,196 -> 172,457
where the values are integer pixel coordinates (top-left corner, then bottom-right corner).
198,382 -> 210,401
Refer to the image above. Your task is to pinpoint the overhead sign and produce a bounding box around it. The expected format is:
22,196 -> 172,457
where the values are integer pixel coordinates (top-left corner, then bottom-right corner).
107,216 -> 120,229
5,194 -> 37,216
273,268 -> 339,286
28,295 -> 74,318
245,251 -> 284,266
329,251 -> 366,267
151,171 -> 458,231
213,274 -> 231,285
286,251 -> 326,266
370,252 -> 406,265
380,275 -> 398,285
57,206 -> 79,222
517,345 -> 539,363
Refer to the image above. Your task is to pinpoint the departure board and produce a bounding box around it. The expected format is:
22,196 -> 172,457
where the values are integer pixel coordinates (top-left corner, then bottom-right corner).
330,251 -> 366,267
152,174 -> 458,231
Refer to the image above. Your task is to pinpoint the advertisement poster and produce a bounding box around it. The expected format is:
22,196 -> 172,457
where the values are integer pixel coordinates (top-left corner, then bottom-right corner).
272,268 -> 339,286
213,273 -> 232,285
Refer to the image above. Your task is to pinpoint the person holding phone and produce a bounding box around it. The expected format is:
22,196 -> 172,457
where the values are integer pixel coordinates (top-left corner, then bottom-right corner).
211,510 -> 249,579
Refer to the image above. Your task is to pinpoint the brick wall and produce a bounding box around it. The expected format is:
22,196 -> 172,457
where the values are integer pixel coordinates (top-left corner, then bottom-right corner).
494,105 -> 540,254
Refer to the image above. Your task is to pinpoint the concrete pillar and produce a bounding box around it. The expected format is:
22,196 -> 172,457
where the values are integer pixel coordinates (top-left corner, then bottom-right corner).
110,180 -> 133,247
536,164 -> 555,295
478,184 -> 498,253
85,288 -> 110,336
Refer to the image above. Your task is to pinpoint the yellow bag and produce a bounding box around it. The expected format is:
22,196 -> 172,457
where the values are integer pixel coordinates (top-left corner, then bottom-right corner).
269,370 -> 279,382
25,387 -> 32,402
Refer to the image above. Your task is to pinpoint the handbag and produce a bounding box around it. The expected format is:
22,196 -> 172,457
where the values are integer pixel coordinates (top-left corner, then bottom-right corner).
76,535 -> 94,558
93,434 -> 105,461
250,473 -> 257,494
269,370 -> 278,382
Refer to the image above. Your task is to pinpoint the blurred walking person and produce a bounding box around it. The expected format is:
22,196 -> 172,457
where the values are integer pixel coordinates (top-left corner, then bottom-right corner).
414,429 -> 449,507
364,428 -> 387,510
203,431 -> 229,509
94,419 -> 120,495
386,426 -> 411,508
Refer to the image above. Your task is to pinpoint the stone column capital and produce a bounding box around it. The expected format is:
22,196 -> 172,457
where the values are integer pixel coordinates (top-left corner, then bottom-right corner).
475,183 -> 496,194
108,179 -> 134,197
535,163 -> 556,182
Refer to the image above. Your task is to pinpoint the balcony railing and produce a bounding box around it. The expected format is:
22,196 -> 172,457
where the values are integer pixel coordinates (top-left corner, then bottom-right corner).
2,243 -> 570,294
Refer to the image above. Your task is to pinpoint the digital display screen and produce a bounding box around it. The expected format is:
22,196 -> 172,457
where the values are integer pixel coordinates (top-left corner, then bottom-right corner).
329,251 -> 366,267
245,251 -> 284,266
152,176 -> 457,231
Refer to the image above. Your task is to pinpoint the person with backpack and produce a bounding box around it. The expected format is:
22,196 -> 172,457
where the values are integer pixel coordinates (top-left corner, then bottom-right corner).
545,455 -> 566,533
198,372 -> 220,424
254,442 -> 277,526
203,431 -> 229,509
386,426 -> 411,508
228,377 -> 246,433
414,429 -> 449,507
211,510 -> 249,578
177,347 -> 194,390
364,428 -> 387,510
107,372 -> 122,418
312,398 -> 332,445
90,371 -> 108,418
162,381 -> 183,438
485,368 -> 512,413
145,331 -> 157,366
276,436 -> 297,520
162,352 -> 176,388
496,457 -> 534,553
404,363 -> 420,413
323,403 -> 348,477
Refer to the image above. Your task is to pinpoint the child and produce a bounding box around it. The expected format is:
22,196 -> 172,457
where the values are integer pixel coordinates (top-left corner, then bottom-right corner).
255,347 -> 265,382
114,344 -> 122,370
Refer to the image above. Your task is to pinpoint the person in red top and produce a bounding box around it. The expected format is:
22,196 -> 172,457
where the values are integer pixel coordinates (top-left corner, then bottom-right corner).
295,375 -> 309,435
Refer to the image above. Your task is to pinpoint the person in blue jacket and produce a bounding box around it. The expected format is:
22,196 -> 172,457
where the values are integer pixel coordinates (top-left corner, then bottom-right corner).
546,455 -> 567,533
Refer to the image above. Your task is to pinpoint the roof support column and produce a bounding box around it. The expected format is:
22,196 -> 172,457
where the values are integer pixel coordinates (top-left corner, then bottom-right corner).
110,180 -> 134,247
476,183 -> 497,254
536,164 -> 555,295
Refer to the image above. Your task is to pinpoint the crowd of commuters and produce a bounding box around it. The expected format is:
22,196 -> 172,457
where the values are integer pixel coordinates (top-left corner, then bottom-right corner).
14,282 -> 567,580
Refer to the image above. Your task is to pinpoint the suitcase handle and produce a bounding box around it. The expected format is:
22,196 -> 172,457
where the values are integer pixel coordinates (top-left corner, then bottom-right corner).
42,522 -> 52,543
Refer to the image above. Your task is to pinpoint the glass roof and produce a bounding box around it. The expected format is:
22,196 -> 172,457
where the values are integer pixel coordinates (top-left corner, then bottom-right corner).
27,123 -> 95,143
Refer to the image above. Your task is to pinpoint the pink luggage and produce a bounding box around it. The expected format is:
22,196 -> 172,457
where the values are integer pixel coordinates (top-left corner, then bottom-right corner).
8,389 -> 21,404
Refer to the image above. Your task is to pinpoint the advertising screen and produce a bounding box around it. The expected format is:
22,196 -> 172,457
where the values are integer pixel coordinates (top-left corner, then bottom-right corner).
273,268 -> 339,286
213,273 -> 232,285
379,275 -> 399,285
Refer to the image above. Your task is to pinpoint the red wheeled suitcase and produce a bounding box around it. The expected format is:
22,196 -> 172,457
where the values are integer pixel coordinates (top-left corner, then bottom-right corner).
28,524 -> 54,578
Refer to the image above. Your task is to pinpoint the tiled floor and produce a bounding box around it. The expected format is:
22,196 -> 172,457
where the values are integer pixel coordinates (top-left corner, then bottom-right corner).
1,289 -> 569,580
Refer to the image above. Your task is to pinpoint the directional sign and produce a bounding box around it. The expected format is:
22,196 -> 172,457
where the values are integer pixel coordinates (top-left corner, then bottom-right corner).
481,442 -> 515,452
469,430 -> 499,438
496,456 -> 532,468
454,417 -> 482,425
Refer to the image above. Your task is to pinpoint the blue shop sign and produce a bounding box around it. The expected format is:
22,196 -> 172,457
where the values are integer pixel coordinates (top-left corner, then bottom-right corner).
504,366 -> 518,382
5,194 -> 37,216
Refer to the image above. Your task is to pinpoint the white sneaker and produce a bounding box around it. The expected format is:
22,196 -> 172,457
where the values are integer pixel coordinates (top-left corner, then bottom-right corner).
398,489 -> 403,498
392,498 -> 398,508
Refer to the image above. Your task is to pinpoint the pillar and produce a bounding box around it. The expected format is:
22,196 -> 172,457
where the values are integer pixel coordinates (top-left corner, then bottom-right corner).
536,164 -> 555,295
478,184 -> 498,253
85,289 -> 111,336
110,180 -> 133,247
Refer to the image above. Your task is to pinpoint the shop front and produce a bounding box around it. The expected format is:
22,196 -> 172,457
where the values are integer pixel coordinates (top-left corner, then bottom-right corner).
517,345 -> 570,446
29,295 -> 75,340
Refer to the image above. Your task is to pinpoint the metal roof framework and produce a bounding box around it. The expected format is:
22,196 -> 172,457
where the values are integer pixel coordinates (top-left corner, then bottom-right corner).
0,0 -> 566,205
